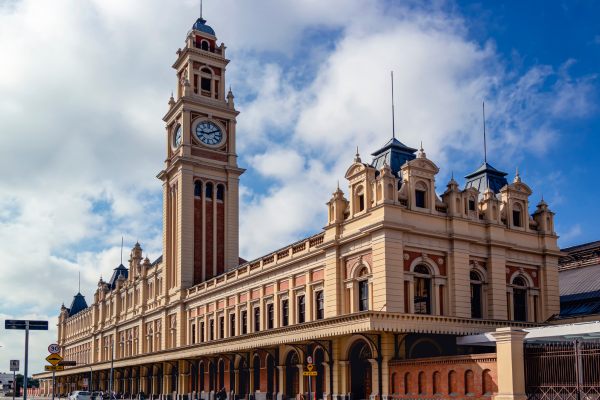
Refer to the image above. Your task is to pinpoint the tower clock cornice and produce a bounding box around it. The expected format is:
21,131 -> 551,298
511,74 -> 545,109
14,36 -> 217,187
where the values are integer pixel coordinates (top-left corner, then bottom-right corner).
163,96 -> 239,123
172,49 -> 230,69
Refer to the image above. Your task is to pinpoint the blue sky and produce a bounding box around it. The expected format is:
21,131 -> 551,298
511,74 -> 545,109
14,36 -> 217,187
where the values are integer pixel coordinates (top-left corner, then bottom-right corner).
0,0 -> 598,374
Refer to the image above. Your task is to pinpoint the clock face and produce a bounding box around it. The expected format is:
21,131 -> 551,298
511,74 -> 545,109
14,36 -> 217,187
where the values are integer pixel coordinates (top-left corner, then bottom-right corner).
174,125 -> 182,147
195,122 -> 223,146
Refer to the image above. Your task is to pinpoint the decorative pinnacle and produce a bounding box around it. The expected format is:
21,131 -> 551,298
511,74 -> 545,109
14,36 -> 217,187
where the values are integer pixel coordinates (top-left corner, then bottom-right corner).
514,166 -> 522,183
354,146 -> 361,163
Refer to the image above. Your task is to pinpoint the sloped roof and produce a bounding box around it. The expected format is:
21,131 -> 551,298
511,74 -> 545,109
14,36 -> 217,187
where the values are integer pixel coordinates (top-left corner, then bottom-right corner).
464,162 -> 508,200
370,137 -> 417,178
107,264 -> 128,290
68,293 -> 88,317
561,240 -> 600,254
559,263 -> 600,303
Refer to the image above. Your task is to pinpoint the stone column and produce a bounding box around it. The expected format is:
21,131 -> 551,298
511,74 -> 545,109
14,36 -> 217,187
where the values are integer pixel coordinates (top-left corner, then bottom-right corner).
296,365 -> 305,395
276,366 -> 286,400
368,359 -> 380,400
490,327 -> 528,400
338,361 -> 349,397
322,362 -> 331,400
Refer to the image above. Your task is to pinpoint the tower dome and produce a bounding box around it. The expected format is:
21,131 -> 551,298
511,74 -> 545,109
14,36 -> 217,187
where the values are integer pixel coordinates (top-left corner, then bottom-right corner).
190,18 -> 215,36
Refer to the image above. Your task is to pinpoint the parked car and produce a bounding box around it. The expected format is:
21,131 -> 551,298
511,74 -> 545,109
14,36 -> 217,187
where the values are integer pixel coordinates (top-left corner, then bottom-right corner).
69,391 -> 91,400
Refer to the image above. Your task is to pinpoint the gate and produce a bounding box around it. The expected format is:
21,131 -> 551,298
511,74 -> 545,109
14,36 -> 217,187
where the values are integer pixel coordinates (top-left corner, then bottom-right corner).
524,340 -> 600,400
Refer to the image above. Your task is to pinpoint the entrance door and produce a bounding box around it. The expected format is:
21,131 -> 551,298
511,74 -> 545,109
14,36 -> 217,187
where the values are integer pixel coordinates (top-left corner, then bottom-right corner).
350,343 -> 372,400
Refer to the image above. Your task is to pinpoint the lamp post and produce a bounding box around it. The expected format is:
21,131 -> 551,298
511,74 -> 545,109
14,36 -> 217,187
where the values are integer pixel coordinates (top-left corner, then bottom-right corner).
84,364 -> 93,393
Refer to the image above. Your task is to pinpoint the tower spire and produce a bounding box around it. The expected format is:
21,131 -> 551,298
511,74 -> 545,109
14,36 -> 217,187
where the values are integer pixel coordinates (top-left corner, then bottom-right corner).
200,0 -> 202,19
391,71 -> 395,139
483,101 -> 487,163
79,271 -> 80,293
121,237 -> 123,265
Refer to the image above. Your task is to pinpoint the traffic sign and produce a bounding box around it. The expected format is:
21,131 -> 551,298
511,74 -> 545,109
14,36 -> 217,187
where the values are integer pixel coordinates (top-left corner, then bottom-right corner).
58,361 -> 76,366
10,360 -> 19,371
306,364 -> 314,371
71,383 -> 75,388
302,371 -> 318,376
5,320 -> 48,331
46,354 -> 63,366
307,356 -> 313,364
45,366 -> 64,371
83,379 -> 88,387
58,383 -> 62,387
48,344 -> 61,354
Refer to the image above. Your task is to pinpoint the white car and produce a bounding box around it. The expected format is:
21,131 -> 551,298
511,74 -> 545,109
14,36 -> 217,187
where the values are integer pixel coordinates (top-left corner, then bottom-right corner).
69,391 -> 91,400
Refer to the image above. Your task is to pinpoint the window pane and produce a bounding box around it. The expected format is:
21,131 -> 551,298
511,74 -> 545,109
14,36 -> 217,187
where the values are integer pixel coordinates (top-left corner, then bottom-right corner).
359,281 -> 369,311
514,289 -> 527,321
469,200 -> 475,211
283,300 -> 289,326
513,210 -> 521,227
299,296 -> 306,323
201,77 -> 211,91
416,190 -> 426,208
414,278 -> 430,314
471,284 -> 482,318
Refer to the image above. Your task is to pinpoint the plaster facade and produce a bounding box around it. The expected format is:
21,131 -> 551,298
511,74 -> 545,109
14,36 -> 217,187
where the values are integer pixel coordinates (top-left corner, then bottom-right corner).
35,16 -> 563,400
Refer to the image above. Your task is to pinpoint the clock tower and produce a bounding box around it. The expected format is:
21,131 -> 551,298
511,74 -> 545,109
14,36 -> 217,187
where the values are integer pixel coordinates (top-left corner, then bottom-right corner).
158,17 -> 244,296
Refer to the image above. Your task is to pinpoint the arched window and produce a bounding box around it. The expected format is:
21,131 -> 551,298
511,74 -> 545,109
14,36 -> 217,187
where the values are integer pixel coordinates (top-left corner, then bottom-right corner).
282,300 -> 289,326
359,280 -> 369,311
415,181 -> 427,208
298,296 -> 306,323
414,265 -> 431,314
316,291 -> 324,320
200,321 -> 205,342
513,276 -> 528,321
201,68 -> 212,74
206,183 -> 213,199
513,203 -> 522,227
216,185 -> 224,200
448,370 -> 458,395
483,369 -> 494,396
355,186 -> 365,213
470,270 -> 483,318
405,372 -> 413,395
433,371 -> 441,395
201,40 -> 209,51
418,372 -> 426,395
465,370 -> 475,395
194,181 -> 202,197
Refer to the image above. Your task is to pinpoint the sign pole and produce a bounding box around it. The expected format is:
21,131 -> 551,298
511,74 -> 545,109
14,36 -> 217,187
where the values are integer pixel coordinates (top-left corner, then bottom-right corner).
52,371 -> 55,400
13,371 -> 15,400
24,321 -> 29,400
109,339 -> 114,398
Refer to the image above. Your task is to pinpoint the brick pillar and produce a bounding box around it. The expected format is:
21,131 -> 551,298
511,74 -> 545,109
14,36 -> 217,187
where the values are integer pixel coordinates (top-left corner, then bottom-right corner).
490,327 -> 528,400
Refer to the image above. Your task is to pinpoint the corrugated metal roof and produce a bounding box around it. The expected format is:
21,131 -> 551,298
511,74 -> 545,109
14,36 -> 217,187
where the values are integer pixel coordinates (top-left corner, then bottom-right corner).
559,263 -> 600,302
561,240 -> 600,254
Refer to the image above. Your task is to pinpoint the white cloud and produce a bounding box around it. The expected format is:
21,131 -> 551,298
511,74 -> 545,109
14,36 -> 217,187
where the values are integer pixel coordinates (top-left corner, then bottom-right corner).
0,0 -> 597,374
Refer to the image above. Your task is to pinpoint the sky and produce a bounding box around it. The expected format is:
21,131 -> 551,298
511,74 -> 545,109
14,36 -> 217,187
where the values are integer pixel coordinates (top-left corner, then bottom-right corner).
0,0 -> 599,376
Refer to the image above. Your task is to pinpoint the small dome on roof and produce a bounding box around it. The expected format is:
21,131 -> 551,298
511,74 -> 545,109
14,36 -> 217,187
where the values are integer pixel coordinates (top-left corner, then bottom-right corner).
189,18 -> 215,36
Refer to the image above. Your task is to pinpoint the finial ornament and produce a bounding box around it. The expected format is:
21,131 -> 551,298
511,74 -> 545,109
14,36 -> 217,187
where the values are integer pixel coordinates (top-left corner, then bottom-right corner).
354,146 -> 361,163
417,142 -> 426,159
514,166 -> 522,183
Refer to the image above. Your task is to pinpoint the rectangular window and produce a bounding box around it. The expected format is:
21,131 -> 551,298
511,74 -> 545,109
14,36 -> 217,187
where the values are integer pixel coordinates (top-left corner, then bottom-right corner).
242,311 -> 247,334
209,320 -> 214,341
268,304 -> 274,329
513,210 -> 521,227
191,324 -> 196,344
200,322 -> 205,343
201,77 -> 211,91
283,300 -> 289,326
359,281 -> 369,311
254,308 -> 261,332
230,314 -> 235,337
220,317 -> 224,339
359,195 -> 365,212
469,200 -> 475,211
415,190 -> 426,208
316,291 -> 324,320
470,284 -> 482,319
298,296 -> 306,323
414,277 -> 430,314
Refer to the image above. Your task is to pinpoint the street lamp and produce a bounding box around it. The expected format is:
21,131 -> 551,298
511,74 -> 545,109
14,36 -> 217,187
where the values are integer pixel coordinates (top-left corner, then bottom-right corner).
84,364 -> 93,394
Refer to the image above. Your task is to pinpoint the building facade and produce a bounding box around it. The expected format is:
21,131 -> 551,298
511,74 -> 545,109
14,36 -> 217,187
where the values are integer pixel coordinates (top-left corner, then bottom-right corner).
35,16 -> 563,400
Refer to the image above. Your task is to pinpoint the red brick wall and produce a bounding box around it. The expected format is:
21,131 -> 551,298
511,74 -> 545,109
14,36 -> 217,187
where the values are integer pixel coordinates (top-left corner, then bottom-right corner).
194,198 -> 203,285
216,200 -> 225,276
280,280 -> 289,290
206,198 -> 214,280
312,269 -> 324,281
191,148 -> 228,162
389,354 -> 497,399
345,253 -> 373,279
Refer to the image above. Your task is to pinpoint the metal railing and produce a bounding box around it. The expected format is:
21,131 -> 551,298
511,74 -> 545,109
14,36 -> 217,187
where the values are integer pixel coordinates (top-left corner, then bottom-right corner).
524,340 -> 600,400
